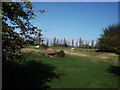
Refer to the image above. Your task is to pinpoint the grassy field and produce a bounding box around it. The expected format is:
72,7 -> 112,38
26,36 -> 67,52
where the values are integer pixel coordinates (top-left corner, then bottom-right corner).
21,46 -> 119,88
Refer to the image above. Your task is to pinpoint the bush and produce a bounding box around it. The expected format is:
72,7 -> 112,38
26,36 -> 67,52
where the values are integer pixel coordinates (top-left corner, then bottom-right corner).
97,24 -> 120,52
58,50 -> 65,57
41,44 -> 49,49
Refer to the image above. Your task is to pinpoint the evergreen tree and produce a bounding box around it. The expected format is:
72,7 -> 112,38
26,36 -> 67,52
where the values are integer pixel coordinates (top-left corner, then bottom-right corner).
63,38 -> 66,47
63,38 -> 66,44
56,38 -> 59,46
91,40 -> 94,49
68,41 -> 70,46
85,41 -> 88,48
61,39 -> 63,44
46,39 -> 49,46
81,40 -> 84,48
79,38 -> 82,48
85,41 -> 89,49
53,37 -> 56,46
72,39 -> 74,47
75,41 -> 78,48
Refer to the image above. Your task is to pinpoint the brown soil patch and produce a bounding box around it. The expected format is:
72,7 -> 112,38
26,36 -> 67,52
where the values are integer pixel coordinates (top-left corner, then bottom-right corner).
42,48 -> 59,57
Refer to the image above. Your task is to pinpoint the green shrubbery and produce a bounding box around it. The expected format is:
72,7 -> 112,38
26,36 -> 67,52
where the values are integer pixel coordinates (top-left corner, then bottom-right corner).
97,24 -> 120,52
58,50 -> 65,57
2,2 -> 39,61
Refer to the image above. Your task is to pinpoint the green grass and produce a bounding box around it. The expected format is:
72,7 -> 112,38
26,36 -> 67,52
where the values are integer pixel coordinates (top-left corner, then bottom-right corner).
26,53 -> 119,88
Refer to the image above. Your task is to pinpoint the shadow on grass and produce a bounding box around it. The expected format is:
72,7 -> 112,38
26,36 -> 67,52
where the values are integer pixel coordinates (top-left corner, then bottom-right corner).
3,60 -> 61,89
106,65 -> 120,76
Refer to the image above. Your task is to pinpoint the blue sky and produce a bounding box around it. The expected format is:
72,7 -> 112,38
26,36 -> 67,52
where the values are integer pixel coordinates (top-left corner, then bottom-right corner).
31,2 -> 118,44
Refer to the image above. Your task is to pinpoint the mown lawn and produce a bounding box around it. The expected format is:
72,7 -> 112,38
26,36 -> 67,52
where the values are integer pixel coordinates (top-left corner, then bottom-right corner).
24,47 -> 119,88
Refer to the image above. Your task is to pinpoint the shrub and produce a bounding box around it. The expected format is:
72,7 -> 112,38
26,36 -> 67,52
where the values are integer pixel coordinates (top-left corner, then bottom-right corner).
58,50 -> 65,57
97,24 -> 120,52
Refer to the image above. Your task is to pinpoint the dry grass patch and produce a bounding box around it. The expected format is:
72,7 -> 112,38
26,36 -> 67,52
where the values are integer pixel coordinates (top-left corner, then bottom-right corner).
64,50 -> 118,64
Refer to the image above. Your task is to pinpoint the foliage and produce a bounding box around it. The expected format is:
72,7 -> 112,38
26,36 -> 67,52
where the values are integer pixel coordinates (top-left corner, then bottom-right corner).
41,44 -> 49,49
58,50 -> 65,57
25,39 -> 34,46
53,37 -> 56,46
91,40 -> 94,49
72,39 -> 74,47
46,39 -> 49,46
79,38 -> 82,48
33,31 -> 43,45
97,24 -> 120,52
2,2 -> 41,61
2,2 -> 61,89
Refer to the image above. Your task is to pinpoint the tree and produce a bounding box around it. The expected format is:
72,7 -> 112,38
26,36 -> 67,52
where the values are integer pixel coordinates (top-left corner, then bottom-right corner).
63,38 -> 66,47
68,41 -> 70,46
46,39 -> 49,46
2,2 -> 60,89
91,40 -> 94,49
60,39 -> 63,44
72,39 -> 74,47
53,37 -> 56,46
79,38 -> 82,48
97,24 -> 120,52
2,2 -> 43,61
63,38 -> 68,47
85,41 -> 89,49
56,38 -> 59,46
75,41 -> 78,48
97,24 -> 120,64
34,31 -> 42,45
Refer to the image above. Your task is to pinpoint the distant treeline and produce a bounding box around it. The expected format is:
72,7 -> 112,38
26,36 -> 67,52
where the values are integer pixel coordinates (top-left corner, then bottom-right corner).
51,37 -> 96,49
27,36 -> 97,49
